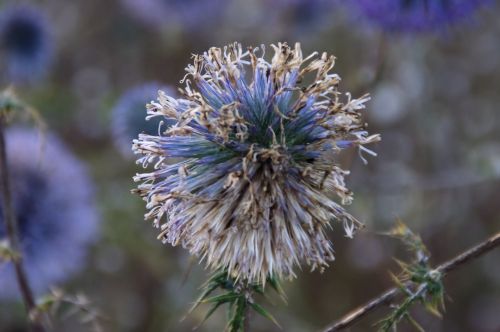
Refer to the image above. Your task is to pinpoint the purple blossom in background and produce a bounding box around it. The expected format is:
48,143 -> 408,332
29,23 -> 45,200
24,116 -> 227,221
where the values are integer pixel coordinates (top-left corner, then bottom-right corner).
119,0 -> 228,32
0,128 -> 99,299
351,0 -> 491,32
0,5 -> 52,84
111,83 -> 175,158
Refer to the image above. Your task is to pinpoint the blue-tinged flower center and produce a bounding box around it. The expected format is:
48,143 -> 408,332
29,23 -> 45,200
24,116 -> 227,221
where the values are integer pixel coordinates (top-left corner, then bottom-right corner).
3,16 -> 42,57
0,169 -> 58,256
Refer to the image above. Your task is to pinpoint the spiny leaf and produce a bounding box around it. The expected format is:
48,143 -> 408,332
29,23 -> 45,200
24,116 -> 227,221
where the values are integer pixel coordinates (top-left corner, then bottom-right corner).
34,293 -> 58,312
393,258 -> 410,271
424,300 -> 443,318
388,272 -> 407,293
227,297 -> 246,332
249,302 -> 281,328
379,222 -> 447,332
251,284 -> 264,295
267,277 -> 287,302
385,220 -> 429,258
194,301 -> 226,330
405,313 -> 425,332
203,270 -> 229,288
0,89 -> 24,113
203,292 -> 240,304
186,282 -> 221,316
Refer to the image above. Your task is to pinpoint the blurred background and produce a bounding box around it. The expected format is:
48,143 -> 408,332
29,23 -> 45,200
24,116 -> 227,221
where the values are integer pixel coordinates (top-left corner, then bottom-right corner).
0,0 -> 499,331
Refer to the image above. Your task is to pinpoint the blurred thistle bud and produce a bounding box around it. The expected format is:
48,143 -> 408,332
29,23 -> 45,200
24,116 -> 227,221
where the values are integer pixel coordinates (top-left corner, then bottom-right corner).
350,0 -> 492,32
0,128 -> 99,299
133,42 -> 380,284
111,83 -> 175,158
0,4 -> 52,84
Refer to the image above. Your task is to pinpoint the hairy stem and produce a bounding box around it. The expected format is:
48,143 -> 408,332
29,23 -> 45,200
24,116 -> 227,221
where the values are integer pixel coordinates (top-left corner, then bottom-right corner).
0,113 -> 45,332
320,232 -> 500,332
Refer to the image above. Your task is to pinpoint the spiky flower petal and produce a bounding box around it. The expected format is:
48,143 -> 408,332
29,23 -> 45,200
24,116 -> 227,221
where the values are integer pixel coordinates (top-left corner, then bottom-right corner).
133,42 -> 380,283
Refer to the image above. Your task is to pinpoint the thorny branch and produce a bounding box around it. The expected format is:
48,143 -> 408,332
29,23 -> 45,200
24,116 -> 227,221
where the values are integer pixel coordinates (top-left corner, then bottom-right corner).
320,232 -> 500,332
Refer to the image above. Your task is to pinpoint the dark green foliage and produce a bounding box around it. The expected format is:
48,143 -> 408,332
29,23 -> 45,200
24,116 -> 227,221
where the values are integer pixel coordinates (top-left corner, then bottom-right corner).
188,270 -> 284,331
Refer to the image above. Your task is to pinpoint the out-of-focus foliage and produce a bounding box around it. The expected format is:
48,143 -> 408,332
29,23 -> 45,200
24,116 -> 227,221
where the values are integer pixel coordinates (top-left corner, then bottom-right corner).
0,0 -> 499,331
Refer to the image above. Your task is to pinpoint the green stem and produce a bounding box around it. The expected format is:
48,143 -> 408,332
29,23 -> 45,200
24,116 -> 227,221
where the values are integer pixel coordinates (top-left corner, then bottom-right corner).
243,301 -> 251,332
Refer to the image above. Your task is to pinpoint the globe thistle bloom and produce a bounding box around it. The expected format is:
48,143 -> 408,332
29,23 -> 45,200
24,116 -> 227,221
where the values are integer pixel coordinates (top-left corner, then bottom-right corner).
120,0 -> 228,32
0,128 -> 98,299
350,0 -> 491,32
0,5 -> 52,83
133,43 -> 380,283
111,83 -> 174,158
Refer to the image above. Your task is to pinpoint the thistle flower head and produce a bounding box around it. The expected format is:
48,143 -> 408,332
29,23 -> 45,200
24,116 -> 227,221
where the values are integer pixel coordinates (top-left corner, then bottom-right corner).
0,128 -> 99,298
111,83 -> 174,158
133,42 -> 380,283
0,4 -> 52,83
351,0 -> 491,32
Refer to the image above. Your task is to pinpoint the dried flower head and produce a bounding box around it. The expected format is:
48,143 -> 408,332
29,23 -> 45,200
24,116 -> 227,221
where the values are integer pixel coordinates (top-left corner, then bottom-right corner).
133,42 -> 380,283
0,5 -> 52,84
111,83 -> 174,158
0,128 -> 99,298
351,0 -> 491,32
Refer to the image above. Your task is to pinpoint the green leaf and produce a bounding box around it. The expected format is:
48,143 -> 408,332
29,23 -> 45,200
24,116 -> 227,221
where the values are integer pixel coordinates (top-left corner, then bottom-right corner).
424,301 -> 442,318
187,282 -> 220,315
249,302 -> 281,328
227,297 -> 246,332
405,313 -> 425,332
203,292 -> 240,304
195,301 -> 226,330
251,284 -> 264,295
35,294 -> 58,312
268,277 -> 287,303
0,241 -> 20,262
202,270 -> 228,288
